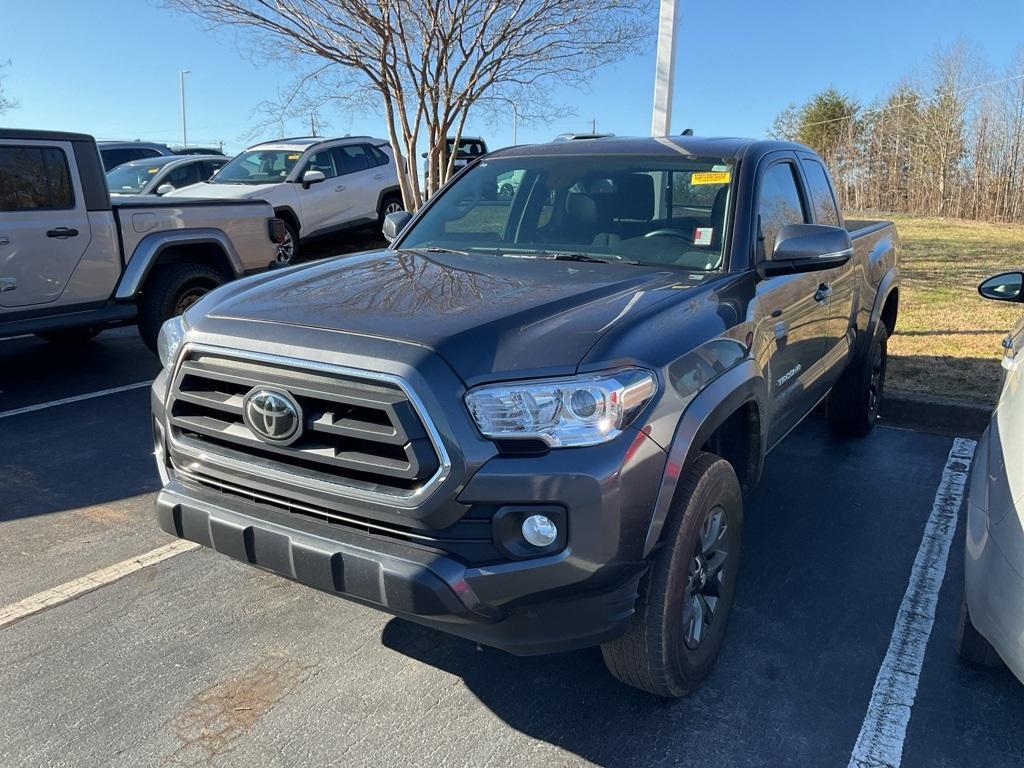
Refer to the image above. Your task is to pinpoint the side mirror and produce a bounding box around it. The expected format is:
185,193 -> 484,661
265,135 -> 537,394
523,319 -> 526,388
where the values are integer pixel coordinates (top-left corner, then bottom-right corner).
979,271 -> 1024,302
155,184 -> 174,196
382,210 -> 413,243
763,223 -> 853,276
301,169 -> 326,189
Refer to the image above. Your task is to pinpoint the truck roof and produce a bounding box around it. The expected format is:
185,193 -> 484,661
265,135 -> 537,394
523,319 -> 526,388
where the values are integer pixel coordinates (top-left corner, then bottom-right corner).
488,135 -> 808,161
0,128 -> 96,143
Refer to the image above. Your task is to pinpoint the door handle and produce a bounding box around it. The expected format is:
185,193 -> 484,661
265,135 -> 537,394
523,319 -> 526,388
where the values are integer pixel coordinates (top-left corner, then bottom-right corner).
374,173 -> 385,180
46,227 -> 79,239
0,277 -> 16,293
335,185 -> 346,192
814,283 -> 832,302
0,236 -> 9,245
773,320 -> 789,341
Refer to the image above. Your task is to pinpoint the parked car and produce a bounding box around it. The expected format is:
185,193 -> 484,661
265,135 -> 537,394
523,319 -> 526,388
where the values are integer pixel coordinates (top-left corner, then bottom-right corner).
957,271 -> 1024,684
422,136 -> 489,178
106,155 -> 227,196
171,146 -> 226,156
151,136 -> 899,697
0,129 -> 285,352
97,140 -> 175,170
166,135 -> 403,262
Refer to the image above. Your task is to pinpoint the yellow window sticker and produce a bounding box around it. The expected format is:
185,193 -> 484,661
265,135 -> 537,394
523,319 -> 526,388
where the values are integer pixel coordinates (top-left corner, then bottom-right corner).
147,167 -> 160,174
287,154 -> 301,161
691,171 -> 731,185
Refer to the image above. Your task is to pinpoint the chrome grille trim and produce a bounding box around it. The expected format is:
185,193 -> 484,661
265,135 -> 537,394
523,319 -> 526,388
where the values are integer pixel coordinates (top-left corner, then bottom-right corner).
166,343 -> 452,508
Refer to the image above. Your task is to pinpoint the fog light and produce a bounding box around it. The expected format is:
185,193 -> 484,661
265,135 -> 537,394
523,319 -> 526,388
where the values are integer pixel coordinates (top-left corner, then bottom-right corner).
522,514 -> 558,547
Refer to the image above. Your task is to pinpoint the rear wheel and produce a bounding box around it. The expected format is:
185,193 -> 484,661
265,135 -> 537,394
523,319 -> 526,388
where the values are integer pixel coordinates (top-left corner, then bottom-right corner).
37,327 -> 101,345
955,591 -> 1004,667
828,322 -> 887,438
378,194 -> 405,233
137,263 -> 225,354
601,453 -> 743,697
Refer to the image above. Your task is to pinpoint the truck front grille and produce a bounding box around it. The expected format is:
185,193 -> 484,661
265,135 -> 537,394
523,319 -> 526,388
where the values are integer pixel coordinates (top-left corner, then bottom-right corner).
167,349 -> 446,502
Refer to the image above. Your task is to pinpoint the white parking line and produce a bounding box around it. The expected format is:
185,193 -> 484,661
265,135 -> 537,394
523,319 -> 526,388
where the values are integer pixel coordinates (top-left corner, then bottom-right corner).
848,437 -> 977,768
0,380 -> 152,420
0,540 -> 199,630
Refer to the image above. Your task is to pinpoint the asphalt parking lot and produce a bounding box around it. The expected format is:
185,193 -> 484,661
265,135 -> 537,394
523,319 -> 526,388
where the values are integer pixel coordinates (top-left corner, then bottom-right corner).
2,321 -> 1023,767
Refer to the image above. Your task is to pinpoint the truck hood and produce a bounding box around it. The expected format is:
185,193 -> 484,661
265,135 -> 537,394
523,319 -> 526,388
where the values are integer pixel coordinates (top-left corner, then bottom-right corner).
165,181 -> 279,200
205,249 -> 709,383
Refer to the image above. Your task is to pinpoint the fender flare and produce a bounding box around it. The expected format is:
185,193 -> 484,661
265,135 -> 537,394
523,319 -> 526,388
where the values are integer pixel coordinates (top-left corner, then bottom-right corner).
641,360 -> 768,557
115,229 -> 243,301
272,205 -> 301,234
375,185 -> 403,213
868,266 -> 900,336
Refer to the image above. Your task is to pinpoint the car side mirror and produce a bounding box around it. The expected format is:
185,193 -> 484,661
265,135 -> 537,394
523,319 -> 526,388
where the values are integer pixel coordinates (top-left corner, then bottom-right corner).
155,184 -> 174,196
979,271 -> 1024,302
382,210 -> 413,243
301,169 -> 326,189
762,223 -> 853,277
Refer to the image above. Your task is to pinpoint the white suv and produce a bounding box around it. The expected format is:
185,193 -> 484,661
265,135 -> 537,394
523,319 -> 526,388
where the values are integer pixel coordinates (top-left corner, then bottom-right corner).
168,136 -> 404,263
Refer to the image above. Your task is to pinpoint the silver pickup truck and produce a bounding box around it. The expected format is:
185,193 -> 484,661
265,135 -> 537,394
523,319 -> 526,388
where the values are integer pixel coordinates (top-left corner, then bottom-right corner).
0,129 -> 284,352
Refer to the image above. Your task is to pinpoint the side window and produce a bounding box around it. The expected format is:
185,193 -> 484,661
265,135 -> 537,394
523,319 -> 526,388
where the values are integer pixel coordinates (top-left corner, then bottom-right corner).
757,162 -> 807,259
367,145 -> 389,167
0,146 -> 74,211
336,144 -> 370,175
102,149 -> 131,169
201,160 -> 225,179
165,164 -> 200,189
305,149 -> 338,179
800,159 -> 840,226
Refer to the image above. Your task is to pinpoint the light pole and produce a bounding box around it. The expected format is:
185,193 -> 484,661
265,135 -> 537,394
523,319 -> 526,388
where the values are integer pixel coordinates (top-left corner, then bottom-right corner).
511,101 -> 519,145
651,0 -> 678,136
179,69 -> 191,148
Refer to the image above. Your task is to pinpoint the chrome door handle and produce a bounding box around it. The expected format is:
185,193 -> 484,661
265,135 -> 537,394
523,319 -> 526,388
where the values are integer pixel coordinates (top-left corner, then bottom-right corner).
814,283 -> 832,302
0,277 -> 16,293
335,185 -> 346,192
0,236 -> 9,245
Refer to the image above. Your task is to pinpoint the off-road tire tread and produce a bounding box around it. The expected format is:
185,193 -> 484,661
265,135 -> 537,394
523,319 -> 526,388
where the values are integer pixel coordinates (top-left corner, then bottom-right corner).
828,322 -> 888,438
137,263 -> 224,354
601,452 -> 742,697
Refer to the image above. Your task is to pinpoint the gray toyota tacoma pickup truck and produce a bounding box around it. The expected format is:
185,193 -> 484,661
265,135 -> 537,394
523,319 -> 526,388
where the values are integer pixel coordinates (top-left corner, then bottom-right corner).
0,129 -> 284,352
151,136 -> 899,697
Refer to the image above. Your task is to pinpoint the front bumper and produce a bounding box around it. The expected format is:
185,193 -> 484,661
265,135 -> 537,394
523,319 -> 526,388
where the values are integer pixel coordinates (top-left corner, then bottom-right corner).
157,478 -> 645,655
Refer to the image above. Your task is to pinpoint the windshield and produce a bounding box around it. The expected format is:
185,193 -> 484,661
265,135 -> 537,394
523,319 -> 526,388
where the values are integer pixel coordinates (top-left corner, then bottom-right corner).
105,163 -> 162,194
399,155 -> 734,270
211,149 -> 302,184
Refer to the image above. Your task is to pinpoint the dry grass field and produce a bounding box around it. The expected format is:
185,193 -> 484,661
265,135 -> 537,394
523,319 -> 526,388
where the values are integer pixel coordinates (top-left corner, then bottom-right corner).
880,214 -> 1024,404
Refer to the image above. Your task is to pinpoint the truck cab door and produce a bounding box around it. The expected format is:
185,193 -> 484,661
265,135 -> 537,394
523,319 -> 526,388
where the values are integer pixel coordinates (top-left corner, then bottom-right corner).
754,157 -> 831,447
0,140 -> 92,308
798,155 -> 854,384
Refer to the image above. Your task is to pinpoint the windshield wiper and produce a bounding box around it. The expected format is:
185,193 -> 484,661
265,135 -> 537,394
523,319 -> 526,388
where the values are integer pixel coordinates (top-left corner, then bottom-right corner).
409,246 -> 472,256
492,249 -> 640,265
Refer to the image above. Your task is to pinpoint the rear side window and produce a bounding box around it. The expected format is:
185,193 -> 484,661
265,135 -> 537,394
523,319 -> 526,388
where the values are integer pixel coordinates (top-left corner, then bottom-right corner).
336,144 -> 370,174
0,146 -> 74,211
101,147 -> 161,170
801,159 -> 840,226
757,162 -> 807,258
367,145 -> 390,167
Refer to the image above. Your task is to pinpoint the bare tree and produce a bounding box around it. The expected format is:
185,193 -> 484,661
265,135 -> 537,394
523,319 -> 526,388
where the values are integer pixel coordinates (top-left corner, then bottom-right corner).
0,60 -> 17,115
168,0 -> 651,209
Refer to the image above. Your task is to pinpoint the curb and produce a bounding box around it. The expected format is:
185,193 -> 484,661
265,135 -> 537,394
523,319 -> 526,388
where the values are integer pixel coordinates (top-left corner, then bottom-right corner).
880,391 -> 992,438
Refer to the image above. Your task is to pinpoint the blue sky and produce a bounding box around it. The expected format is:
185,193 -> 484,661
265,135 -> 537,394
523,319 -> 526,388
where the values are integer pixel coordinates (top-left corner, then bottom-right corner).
2,0 -> 1023,154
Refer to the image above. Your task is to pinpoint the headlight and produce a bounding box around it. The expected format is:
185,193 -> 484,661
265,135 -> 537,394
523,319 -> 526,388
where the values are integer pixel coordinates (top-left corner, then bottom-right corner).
465,368 -> 657,448
157,315 -> 188,369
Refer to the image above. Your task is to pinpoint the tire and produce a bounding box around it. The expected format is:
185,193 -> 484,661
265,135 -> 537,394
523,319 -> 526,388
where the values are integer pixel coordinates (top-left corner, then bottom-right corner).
137,263 -> 225,354
37,327 -> 101,345
827,322 -> 888,438
378,194 -> 405,233
601,452 -> 743,697
955,591 -> 1004,668
275,218 -> 299,266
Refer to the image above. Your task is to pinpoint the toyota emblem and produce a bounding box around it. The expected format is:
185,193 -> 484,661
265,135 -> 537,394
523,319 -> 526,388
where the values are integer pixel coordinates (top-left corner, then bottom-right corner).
242,388 -> 302,444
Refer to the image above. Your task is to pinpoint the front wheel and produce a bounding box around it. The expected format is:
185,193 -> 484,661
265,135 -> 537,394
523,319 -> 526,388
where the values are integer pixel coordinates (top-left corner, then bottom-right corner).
137,263 -> 225,354
601,453 -> 743,697
827,322 -> 888,438
275,219 -> 299,266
